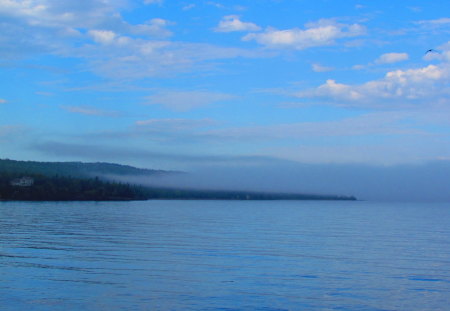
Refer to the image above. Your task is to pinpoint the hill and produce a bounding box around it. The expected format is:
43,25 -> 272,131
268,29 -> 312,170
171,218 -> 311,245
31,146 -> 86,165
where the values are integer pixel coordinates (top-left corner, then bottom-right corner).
0,159 -> 170,178
0,159 -> 356,201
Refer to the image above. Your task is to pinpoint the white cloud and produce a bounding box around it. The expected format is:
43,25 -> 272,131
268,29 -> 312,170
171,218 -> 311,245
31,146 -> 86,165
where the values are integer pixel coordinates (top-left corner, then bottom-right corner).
207,2 -> 225,9
298,42 -> 450,108
423,41 -> 450,62
214,15 -> 261,32
354,52 -> 410,69
0,99 -> 7,104
76,37 -> 261,79
145,90 -> 234,111
302,79 -> 362,101
352,64 -> 365,70
0,0 -> 124,29
131,18 -> 173,38
311,63 -> 334,72
243,19 -> 365,49
298,63 -> 450,107
0,0 -> 261,78
417,17 -> 450,27
375,52 -> 409,64
0,0 -> 173,60
88,19 -> 173,43
413,18 -> 450,36
88,30 -> 118,45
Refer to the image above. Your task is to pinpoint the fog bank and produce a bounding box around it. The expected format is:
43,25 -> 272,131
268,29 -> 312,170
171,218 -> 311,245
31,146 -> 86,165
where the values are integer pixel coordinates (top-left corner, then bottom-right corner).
110,160 -> 450,202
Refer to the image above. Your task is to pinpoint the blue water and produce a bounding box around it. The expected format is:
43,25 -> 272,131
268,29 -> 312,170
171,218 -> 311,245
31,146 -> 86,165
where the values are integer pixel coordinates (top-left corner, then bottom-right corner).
1,200 -> 449,311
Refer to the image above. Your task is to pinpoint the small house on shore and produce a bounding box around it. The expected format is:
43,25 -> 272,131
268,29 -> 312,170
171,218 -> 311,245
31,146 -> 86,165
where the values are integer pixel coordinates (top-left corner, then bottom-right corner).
10,177 -> 34,187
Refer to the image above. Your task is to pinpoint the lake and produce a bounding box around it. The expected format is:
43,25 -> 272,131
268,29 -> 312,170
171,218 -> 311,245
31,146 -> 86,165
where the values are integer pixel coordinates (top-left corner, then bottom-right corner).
1,200 -> 449,310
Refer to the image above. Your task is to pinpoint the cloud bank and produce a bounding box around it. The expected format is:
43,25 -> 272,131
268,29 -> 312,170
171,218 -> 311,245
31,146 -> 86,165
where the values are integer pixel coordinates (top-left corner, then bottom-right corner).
298,64 -> 450,107
243,19 -> 365,49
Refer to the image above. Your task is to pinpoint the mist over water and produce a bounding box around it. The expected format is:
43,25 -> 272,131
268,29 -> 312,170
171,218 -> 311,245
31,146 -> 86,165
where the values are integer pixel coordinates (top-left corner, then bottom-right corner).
112,160 -> 450,202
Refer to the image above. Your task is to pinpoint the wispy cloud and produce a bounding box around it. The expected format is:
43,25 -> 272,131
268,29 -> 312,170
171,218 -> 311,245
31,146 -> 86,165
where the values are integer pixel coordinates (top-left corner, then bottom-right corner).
0,0 -> 120,28
87,18 -> 174,43
145,90 -> 235,111
61,105 -> 119,117
206,2 -> 225,9
0,0 -> 170,59
352,52 -> 410,70
416,17 -> 450,28
143,0 -> 163,5
0,99 -> 7,104
31,140 -> 277,166
73,37 -> 262,79
182,4 -> 195,10
130,18 -> 174,38
91,112 -> 430,148
0,125 -> 24,140
408,6 -> 422,13
204,112 -> 426,141
243,19 -> 366,50
1,0 -> 259,79
375,52 -> 409,64
214,15 -> 261,32
311,63 -> 334,72
35,92 -> 54,97
136,118 -> 217,128
28,107 -> 450,167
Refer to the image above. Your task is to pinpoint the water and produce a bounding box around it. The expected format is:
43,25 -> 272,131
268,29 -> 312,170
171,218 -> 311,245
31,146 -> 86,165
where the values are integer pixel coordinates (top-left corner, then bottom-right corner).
1,200 -> 449,311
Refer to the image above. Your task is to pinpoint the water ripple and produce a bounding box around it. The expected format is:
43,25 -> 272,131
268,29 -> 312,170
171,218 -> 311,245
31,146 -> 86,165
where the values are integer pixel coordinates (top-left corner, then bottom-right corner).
1,200 -> 450,311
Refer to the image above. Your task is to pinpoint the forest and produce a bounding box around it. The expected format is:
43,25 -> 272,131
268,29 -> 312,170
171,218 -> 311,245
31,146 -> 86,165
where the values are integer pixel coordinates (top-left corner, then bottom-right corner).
0,159 -> 356,201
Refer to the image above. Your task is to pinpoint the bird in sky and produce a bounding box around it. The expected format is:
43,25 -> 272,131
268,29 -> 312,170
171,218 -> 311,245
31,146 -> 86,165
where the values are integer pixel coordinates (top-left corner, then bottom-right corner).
425,49 -> 438,54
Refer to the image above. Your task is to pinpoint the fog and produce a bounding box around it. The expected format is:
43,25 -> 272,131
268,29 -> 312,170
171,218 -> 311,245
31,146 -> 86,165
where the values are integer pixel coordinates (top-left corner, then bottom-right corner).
109,160 -> 450,202
31,141 -> 450,202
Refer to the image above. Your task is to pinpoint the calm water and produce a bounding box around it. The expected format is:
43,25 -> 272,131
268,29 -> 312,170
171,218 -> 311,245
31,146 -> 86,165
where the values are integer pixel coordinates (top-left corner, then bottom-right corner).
1,200 -> 449,311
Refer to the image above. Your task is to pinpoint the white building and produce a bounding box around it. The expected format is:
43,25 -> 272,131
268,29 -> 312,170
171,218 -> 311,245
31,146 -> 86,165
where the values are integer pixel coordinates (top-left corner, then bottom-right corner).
10,177 -> 34,187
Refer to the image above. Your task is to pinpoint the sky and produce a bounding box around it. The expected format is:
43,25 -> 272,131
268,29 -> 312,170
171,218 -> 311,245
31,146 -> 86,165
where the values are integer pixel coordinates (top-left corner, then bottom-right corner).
1,0 -> 450,199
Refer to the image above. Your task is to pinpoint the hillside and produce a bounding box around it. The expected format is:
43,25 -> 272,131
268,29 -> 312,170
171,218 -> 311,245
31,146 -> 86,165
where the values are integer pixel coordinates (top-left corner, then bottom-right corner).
0,159 -> 170,178
0,159 -> 356,201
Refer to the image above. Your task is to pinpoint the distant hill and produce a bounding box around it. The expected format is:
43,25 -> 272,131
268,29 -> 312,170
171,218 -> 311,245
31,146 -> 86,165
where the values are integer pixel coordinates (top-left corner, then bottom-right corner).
0,159 -> 356,201
0,159 -> 172,178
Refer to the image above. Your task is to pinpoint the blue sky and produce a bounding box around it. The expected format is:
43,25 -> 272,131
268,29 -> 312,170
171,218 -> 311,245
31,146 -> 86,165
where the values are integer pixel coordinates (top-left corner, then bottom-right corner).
1,0 -> 450,170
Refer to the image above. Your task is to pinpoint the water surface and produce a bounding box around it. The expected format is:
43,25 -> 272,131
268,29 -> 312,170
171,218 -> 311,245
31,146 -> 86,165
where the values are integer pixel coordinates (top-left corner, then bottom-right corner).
1,200 -> 449,310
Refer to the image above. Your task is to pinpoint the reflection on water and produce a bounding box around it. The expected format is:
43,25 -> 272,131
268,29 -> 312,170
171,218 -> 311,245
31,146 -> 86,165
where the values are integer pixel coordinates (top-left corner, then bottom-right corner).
1,200 -> 450,310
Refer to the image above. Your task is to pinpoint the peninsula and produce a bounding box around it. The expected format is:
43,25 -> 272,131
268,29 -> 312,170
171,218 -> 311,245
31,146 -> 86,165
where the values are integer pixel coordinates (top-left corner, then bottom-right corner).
0,159 -> 356,201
